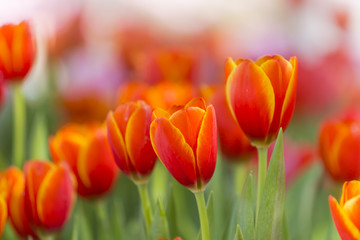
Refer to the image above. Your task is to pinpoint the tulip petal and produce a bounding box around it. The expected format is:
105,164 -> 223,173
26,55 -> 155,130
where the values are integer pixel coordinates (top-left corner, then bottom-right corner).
107,112 -> 134,175
185,97 -> 206,110
0,197 -> 7,237
196,105 -> 217,185
24,161 -> 53,226
77,128 -> 118,196
37,164 -> 75,230
169,107 -> 205,151
341,181 -> 360,206
226,60 -> 275,142
343,195 -> 360,231
150,118 -> 197,188
152,108 -> 171,120
329,196 -> 360,240
280,57 -> 297,130
125,105 -> 157,176
224,58 -> 238,82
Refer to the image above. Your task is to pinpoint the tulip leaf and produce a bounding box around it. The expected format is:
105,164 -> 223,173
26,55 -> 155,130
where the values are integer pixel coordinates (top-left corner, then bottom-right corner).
150,198 -> 170,240
207,191 -> 215,240
223,197 -> 239,240
30,112 -> 48,159
255,129 -> 285,240
239,172 -> 255,240
234,224 -> 244,240
111,198 -> 124,240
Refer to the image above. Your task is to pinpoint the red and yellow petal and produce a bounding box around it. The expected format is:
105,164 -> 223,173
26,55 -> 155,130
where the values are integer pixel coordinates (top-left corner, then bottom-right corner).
0,196 -> 7,238
329,196 -> 360,240
150,118 -> 197,188
107,111 -> 133,175
224,58 -> 238,82
184,97 -> 206,110
280,56 -> 297,131
341,181 -> 360,206
343,195 -> 360,230
77,128 -> 118,197
125,105 -> 157,176
226,60 -> 275,144
196,105 -> 217,187
37,163 -> 75,230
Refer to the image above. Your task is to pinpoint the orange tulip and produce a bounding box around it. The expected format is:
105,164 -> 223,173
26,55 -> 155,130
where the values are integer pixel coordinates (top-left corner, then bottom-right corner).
0,167 -> 38,238
49,124 -> 119,197
329,180 -> 360,239
150,98 -> 217,192
0,21 -> 36,81
210,85 -> 255,160
319,109 -> 360,181
107,101 -> 157,183
225,55 -> 297,146
24,160 -> 76,232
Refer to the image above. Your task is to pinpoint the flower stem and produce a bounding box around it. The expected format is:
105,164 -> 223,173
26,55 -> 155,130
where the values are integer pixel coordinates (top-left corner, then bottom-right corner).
234,161 -> 247,197
195,191 -> 210,240
137,183 -> 153,235
96,200 -> 111,240
13,84 -> 26,168
256,146 -> 268,223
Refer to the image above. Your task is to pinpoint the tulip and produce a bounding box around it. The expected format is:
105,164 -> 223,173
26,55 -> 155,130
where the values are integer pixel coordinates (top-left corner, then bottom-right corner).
319,109 -> 360,181
329,180 -> 360,239
0,74 -> 4,107
49,124 -> 119,197
107,101 -> 157,235
0,21 -> 36,82
210,85 -> 255,160
150,97 -> 217,240
24,160 -> 76,232
0,167 -> 38,238
225,55 -> 297,147
107,101 -> 157,183
0,196 -> 6,239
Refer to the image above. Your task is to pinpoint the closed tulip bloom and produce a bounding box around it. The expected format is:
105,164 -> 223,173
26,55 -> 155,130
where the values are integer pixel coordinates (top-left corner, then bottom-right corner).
319,110 -> 360,181
0,21 -> 36,81
150,98 -> 217,192
49,124 -> 119,197
210,85 -> 255,160
107,101 -> 157,183
0,167 -> 38,238
24,160 -> 76,231
225,55 -> 297,146
329,180 -> 360,239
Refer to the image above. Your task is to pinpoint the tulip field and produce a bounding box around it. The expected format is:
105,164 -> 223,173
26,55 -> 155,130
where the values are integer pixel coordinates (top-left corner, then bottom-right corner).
0,0 -> 360,240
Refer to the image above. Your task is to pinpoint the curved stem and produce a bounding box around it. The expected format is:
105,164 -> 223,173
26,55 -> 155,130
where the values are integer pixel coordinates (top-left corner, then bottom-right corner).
137,183 -> 153,235
195,191 -> 210,240
256,146 -> 268,223
13,84 -> 26,168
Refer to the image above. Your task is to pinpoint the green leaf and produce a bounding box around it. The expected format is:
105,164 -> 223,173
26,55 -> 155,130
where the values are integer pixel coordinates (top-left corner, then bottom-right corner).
234,225 -> 244,240
255,129 -> 285,240
239,172 -> 255,240
30,112 -> 48,159
207,191 -> 215,240
223,197 -> 239,240
150,198 -> 170,240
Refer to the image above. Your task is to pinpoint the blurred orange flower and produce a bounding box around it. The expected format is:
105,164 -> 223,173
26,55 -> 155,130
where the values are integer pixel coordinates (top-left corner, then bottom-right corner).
0,21 -> 36,82
319,109 -> 360,181
107,101 -> 157,183
329,180 -> 360,239
24,160 -> 76,231
49,124 -> 119,197
150,98 -> 217,192
225,55 -> 297,146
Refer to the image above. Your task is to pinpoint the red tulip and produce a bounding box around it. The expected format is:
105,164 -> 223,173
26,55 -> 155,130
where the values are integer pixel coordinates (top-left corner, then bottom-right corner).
24,160 -> 76,231
49,124 -> 119,197
319,109 -> 360,181
225,55 -> 297,146
210,85 -> 255,160
107,101 -> 157,183
150,98 -> 217,192
0,21 -> 36,82
329,180 -> 360,239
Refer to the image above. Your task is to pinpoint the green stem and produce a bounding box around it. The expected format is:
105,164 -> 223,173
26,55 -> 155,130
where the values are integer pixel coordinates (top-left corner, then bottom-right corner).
12,84 -> 26,167
137,183 -> 153,235
234,161 -> 247,197
96,200 -> 111,240
256,146 -> 268,223
195,191 -> 210,240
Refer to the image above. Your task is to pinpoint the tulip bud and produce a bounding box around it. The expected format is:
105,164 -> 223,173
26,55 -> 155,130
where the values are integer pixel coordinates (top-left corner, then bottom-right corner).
0,21 -> 36,82
150,97 -> 217,192
49,124 -> 119,197
107,101 -> 157,184
329,180 -> 360,239
319,109 -> 360,181
225,55 -> 297,147
24,160 -> 76,232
